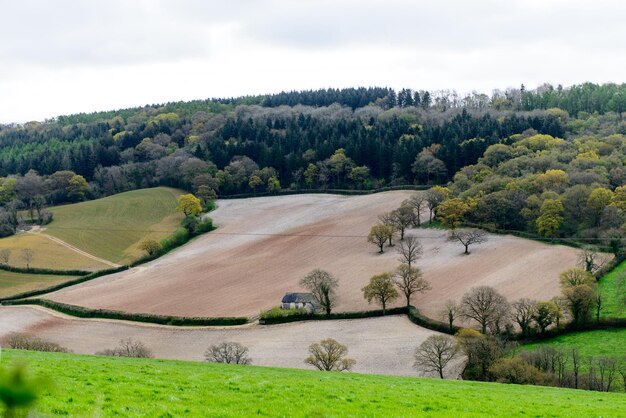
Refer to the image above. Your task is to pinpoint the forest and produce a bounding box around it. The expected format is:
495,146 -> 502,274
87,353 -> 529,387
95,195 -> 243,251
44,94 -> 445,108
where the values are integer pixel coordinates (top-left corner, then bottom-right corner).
0,83 -> 624,243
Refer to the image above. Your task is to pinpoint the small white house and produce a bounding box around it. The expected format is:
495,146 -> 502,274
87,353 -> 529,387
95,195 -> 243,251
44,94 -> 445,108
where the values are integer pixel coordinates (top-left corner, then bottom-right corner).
281,292 -> 317,313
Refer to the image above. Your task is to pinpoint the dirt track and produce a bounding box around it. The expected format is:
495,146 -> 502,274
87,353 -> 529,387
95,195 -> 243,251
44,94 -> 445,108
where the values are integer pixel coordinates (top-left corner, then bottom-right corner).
0,306 -> 444,376
45,192 -> 581,319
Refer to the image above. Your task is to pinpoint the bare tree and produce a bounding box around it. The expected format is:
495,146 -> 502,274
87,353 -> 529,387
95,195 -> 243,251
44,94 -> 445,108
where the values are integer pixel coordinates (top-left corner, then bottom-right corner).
362,272 -> 399,314
300,269 -> 339,315
414,335 -> 459,379
393,264 -> 431,307
461,286 -> 510,334
396,236 -> 423,267
21,248 -> 34,269
407,193 -> 427,226
577,247 -> 609,274
512,298 -> 536,337
368,224 -> 395,253
97,338 -> 153,358
205,342 -> 251,365
305,338 -> 355,371
571,348 -> 581,389
596,357 -> 618,392
440,300 -> 460,330
0,248 -> 10,265
449,229 -> 487,255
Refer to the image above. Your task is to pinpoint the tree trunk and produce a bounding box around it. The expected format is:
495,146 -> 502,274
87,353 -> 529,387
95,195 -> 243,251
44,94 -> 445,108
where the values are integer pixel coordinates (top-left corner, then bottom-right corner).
379,243 -> 384,253
438,367 -> 444,379
406,294 -> 411,307
464,244 -> 469,254
382,300 -> 386,315
481,320 -> 487,334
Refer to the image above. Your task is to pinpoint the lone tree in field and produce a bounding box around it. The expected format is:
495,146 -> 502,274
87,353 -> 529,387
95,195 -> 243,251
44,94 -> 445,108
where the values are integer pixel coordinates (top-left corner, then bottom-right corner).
205,342 -> 251,365
300,269 -> 339,316
461,286 -> 510,334
449,229 -> 487,255
362,272 -> 399,314
439,300 -> 460,330
377,213 -> 397,246
393,264 -> 431,307
176,193 -> 202,216
368,224 -> 394,253
414,335 -> 459,379
407,193 -> 427,226
305,338 -> 355,371
97,338 -> 153,358
391,204 -> 415,240
139,239 -> 162,256
396,236 -> 423,267
21,248 -> 34,270
0,248 -> 10,265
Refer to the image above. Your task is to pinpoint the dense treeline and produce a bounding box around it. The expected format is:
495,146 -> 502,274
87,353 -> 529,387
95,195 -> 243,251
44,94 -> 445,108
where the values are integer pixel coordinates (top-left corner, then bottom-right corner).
0,83 -> 624,238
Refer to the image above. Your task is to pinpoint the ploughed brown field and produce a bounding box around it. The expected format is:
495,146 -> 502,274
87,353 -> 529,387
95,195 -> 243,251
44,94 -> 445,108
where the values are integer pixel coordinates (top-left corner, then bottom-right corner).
0,306 -> 443,376
44,192 -> 580,319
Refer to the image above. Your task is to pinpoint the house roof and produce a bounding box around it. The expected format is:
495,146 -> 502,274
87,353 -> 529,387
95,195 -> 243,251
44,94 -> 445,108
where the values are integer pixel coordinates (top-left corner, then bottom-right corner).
282,292 -> 316,303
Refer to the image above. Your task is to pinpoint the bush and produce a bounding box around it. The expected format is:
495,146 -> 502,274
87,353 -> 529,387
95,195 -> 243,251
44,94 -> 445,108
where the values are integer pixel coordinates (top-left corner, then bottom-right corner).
96,338 -> 153,358
5,333 -> 71,353
139,239 -> 162,256
160,227 -> 190,252
260,307 -> 310,320
489,357 -> 547,385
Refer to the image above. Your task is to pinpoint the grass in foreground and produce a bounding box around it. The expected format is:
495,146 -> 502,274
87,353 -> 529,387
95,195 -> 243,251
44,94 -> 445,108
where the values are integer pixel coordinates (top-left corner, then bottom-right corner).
599,259 -> 626,318
0,271 -> 80,298
0,233 -> 109,271
2,350 -> 625,417
45,187 -> 183,263
522,328 -> 626,360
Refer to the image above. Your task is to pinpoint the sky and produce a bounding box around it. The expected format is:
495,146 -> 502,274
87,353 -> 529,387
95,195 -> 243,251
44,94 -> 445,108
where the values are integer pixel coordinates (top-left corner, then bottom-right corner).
1,0 -> 625,123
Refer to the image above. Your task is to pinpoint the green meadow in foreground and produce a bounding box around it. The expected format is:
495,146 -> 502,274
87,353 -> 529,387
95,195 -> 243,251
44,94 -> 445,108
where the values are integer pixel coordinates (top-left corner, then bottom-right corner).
45,187 -> 183,263
2,350 -> 625,417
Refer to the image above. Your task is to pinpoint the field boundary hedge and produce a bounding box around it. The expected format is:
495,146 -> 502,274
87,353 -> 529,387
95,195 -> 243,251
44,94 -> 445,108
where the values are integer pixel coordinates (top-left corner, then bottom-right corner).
219,185 -> 429,199
0,264 -> 91,276
1,298 -> 248,326
0,266 -> 129,302
515,317 -> 626,343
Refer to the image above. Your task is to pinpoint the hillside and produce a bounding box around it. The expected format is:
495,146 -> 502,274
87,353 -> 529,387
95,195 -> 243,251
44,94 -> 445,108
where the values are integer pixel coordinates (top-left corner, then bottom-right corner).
44,191 -> 580,318
0,271 -> 80,298
3,349 -> 625,417
45,187 -> 183,263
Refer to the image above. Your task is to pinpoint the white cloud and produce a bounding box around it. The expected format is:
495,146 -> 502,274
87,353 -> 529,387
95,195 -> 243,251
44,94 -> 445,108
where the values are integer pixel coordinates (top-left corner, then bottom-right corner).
1,0 -> 625,123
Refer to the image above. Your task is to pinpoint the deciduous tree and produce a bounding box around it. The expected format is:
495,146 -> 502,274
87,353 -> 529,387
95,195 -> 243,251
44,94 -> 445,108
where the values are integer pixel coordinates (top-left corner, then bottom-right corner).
362,272 -> 399,314
205,342 -> 251,364
367,224 -> 395,253
461,286 -> 510,334
393,264 -> 431,307
176,194 -> 202,216
305,338 -> 355,371
300,269 -> 339,315
414,335 -> 459,379
449,229 -> 487,255
396,236 -> 423,267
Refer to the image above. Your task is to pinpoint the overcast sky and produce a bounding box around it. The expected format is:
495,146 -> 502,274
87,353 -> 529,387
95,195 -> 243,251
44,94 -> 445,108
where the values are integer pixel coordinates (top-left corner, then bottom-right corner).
1,0 -> 625,123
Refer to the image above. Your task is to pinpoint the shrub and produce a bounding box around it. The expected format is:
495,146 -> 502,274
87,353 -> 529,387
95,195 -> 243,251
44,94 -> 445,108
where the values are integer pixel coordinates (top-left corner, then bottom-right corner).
489,357 -> 547,385
5,333 -> 71,353
139,239 -> 162,256
260,307 -> 309,320
96,338 -> 153,358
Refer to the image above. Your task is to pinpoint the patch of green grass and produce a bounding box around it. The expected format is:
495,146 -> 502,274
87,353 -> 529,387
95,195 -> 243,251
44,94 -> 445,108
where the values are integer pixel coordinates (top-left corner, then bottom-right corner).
46,187 -> 183,263
522,328 -> 626,360
2,349 -> 625,417
0,271 -> 79,298
599,260 -> 626,318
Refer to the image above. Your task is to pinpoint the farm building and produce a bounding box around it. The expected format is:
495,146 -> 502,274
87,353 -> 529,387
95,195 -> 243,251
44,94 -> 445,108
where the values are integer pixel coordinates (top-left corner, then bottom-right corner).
281,293 -> 317,313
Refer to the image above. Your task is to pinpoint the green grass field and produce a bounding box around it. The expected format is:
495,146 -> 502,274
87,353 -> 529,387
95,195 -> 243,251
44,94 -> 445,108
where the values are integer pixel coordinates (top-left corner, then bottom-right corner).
2,350 -> 625,417
0,271 -> 80,298
522,328 -> 626,360
45,187 -> 183,263
599,260 -> 626,318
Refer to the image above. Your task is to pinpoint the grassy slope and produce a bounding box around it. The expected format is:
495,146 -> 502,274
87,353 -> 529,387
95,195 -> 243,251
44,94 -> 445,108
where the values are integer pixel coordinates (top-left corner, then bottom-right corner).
45,187 -> 183,263
0,234 -> 109,271
0,271 -> 79,298
522,328 -> 626,359
3,350 -> 625,417
599,260 -> 626,318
